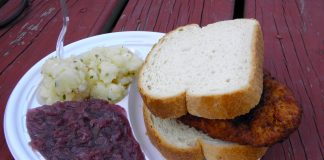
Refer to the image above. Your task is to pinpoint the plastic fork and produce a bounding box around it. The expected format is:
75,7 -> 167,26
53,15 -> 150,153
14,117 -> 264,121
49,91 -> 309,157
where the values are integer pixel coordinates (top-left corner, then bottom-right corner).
56,0 -> 69,59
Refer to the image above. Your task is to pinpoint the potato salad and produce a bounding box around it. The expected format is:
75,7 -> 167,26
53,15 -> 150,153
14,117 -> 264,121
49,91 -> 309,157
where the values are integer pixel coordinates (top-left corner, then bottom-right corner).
38,47 -> 143,104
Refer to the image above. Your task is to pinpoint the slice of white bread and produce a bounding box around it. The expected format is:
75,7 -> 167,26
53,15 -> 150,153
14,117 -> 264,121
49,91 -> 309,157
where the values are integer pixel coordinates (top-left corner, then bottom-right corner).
143,105 -> 267,160
139,19 -> 264,119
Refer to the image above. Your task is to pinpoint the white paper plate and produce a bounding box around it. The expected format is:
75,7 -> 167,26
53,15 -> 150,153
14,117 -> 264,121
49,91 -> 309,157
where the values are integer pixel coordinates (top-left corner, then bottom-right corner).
4,31 -> 166,160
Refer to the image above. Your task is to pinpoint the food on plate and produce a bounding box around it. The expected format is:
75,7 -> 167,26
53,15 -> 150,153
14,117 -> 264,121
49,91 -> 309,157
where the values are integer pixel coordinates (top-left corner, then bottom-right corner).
143,106 -> 268,160
140,19 -> 302,160
38,56 -> 89,104
38,46 -> 143,105
178,72 -> 302,147
138,19 -> 263,119
27,99 -> 144,160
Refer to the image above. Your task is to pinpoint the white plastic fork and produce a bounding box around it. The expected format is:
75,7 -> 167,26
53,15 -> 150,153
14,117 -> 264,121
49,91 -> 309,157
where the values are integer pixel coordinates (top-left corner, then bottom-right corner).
56,0 -> 69,59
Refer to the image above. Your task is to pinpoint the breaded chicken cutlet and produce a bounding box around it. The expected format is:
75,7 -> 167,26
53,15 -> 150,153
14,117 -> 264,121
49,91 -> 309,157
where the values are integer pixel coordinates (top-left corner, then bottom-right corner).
178,72 -> 302,147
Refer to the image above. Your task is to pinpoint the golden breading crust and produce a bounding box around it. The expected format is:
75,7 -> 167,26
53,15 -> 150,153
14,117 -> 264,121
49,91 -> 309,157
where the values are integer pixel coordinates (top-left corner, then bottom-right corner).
178,72 -> 302,147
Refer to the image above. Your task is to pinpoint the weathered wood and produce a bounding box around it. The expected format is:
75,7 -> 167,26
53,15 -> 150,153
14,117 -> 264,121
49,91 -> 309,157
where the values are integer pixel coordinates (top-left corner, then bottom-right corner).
0,0 -> 125,159
200,0 -> 235,25
113,0 -> 234,32
2,0 -> 322,160
0,0 -> 27,30
0,0 -> 58,73
245,0 -> 324,159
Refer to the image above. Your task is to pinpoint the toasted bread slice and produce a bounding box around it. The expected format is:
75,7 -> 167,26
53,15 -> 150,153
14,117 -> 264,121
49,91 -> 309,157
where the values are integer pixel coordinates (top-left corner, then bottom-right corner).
143,105 -> 267,160
138,19 -> 264,119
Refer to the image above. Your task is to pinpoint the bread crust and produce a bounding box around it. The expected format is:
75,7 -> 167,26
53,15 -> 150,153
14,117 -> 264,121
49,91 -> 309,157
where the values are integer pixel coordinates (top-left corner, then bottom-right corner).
187,83 -> 262,119
139,88 -> 187,119
138,24 -> 200,119
143,106 -> 204,160
201,140 -> 267,160
143,105 -> 267,160
139,19 -> 264,119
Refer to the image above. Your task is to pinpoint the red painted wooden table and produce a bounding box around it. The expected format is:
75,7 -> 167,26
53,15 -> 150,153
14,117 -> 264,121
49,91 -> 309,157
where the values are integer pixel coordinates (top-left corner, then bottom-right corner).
0,0 -> 323,159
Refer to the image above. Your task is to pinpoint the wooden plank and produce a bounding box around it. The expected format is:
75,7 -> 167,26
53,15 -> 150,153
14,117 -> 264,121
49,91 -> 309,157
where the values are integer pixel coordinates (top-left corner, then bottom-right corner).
0,0 -> 41,36
0,0 -> 26,30
0,0 -> 125,159
245,0 -> 324,159
0,0 -> 58,73
113,0 -> 234,32
200,0 -> 235,26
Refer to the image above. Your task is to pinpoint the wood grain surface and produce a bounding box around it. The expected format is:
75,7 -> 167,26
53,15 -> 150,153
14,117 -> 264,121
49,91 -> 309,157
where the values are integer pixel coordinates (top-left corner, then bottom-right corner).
113,0 -> 234,32
0,0 -> 322,159
245,0 -> 324,159
0,0 -> 124,159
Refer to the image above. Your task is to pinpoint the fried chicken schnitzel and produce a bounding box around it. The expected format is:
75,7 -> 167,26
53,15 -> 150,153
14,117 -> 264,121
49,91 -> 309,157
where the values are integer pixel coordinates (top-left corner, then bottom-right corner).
178,72 -> 302,147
